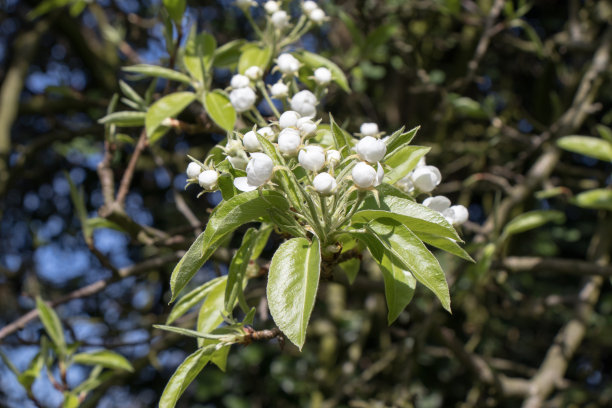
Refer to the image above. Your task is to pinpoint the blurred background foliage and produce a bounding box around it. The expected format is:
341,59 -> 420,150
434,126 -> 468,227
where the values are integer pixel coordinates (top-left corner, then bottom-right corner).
1,0 -> 612,407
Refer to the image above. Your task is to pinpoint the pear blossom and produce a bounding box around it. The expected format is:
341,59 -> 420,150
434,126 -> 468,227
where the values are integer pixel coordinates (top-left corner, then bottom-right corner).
234,153 -> 274,191
198,170 -> 219,190
302,1 -> 318,13
313,172 -> 337,194
279,110 -> 300,129
290,90 -> 317,117
271,10 -> 290,29
257,126 -> 274,139
186,162 -> 202,179
297,117 -> 317,136
277,53 -> 300,75
313,67 -> 332,85
230,74 -> 250,89
229,87 -> 256,112
270,81 -> 289,98
308,8 -> 326,24
411,165 -> 441,192
278,128 -> 301,155
423,195 -> 451,212
245,66 -> 263,80
352,162 -> 378,188
354,136 -> 386,163
326,149 -> 341,165
442,205 -> 469,225
243,131 -> 261,152
264,1 -> 280,13
360,122 -> 379,137
298,145 -> 326,171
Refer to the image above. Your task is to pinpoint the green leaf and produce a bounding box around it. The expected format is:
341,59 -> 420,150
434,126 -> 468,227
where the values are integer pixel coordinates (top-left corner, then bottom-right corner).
36,297 -> 66,354
251,223 -> 273,260
353,194 -> 461,241
145,91 -> 196,138
184,26 -> 216,83
167,277 -> 225,324
417,232 -> 474,262
163,0 -> 186,23
170,190 -> 289,301
98,111 -> 146,127
383,145 -> 430,184
295,50 -> 350,92
385,126 -> 419,155
267,237 -> 321,349
557,135 -> 612,162
123,64 -> 193,85
358,218 -> 451,312
84,217 -> 126,234
596,125 -> 612,143
573,189 -> 612,211
502,210 -> 565,237
213,39 -> 245,68
72,350 -> 134,372
225,228 -> 257,314
17,350 -> 45,389
380,253 -> 416,324
203,91 -> 236,132
159,345 -> 215,408
238,45 -> 272,74
197,278 -> 227,347
339,258 -> 360,284
0,350 -> 19,377
329,114 -> 353,158
154,324 -> 227,340
118,80 -> 145,108
63,393 -> 80,408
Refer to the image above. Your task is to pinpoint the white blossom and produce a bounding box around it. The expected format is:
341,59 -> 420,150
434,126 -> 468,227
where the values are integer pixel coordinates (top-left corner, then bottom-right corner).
326,149 -> 341,165
313,67 -> 332,85
245,66 -> 262,80
290,90 -> 317,118
423,195 -> 451,212
234,153 -> 274,191
360,122 -> 379,137
411,165 -> 441,192
352,162 -> 378,189
298,145 -> 326,171
442,205 -> 469,225
313,172 -> 337,194
278,128 -> 301,155
230,74 -> 250,89
302,1 -> 318,14
308,8 -> 326,24
257,126 -> 274,139
297,117 -> 317,136
186,162 -> 202,179
264,1 -> 280,14
271,10 -> 290,29
198,170 -> 219,190
277,53 -> 300,75
229,87 -> 256,113
270,81 -> 289,98
279,110 -> 300,129
243,131 -> 261,152
354,136 -> 386,163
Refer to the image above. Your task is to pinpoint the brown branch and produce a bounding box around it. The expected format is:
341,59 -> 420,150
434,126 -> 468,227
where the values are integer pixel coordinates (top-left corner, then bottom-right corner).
500,256 -> 612,277
115,129 -> 148,207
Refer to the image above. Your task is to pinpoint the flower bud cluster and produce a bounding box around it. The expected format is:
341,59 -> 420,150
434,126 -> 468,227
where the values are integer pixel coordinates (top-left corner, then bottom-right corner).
185,160 -> 219,193
423,196 -> 469,225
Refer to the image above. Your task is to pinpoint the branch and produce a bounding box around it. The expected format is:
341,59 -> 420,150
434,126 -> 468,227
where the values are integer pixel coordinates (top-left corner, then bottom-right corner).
115,129 -> 148,207
500,256 -> 612,277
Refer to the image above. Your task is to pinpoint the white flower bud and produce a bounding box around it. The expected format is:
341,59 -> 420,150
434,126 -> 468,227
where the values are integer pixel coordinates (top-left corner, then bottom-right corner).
360,122 -> 379,137
278,128 -> 301,155
234,152 -> 274,191
303,1 -> 318,13
231,74 -> 250,89
279,110 -> 301,128
198,170 -> 218,190
422,195 -> 451,213
290,90 -> 317,118
397,175 -> 414,193
326,149 -> 341,165
442,205 -> 469,225
271,10 -> 290,29
257,126 -> 274,139
298,145 -> 326,171
308,8 -> 326,24
270,81 -> 289,98
354,136 -> 387,163
186,162 -> 202,179
352,162 -> 377,189
277,53 -> 300,75
313,67 -> 332,85
245,66 -> 263,80
297,117 -> 317,136
411,165 -> 441,192
264,1 -> 280,14
313,172 -> 337,194
416,156 -> 426,168
229,87 -> 256,113
243,131 -> 261,152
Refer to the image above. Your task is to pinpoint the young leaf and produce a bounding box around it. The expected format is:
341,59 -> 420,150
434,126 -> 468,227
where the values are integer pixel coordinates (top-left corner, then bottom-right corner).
417,232 -> 474,262
158,345 -> 215,408
118,80 -> 145,108
72,350 -> 134,372
184,26 -> 216,83
502,210 -> 565,237
203,91 -> 236,132
295,50 -> 350,92
238,45 -> 272,74
145,91 -> 196,138
329,114 -> 352,158
225,228 -> 257,315
213,39 -> 245,68
383,145 -> 430,184
36,297 -> 66,354
63,393 -> 80,408
98,111 -> 146,127
557,135 -> 612,162
267,237 -> 321,350
167,276 -> 225,324
17,350 -> 46,390
170,190 -> 290,301
573,189 -> 612,211
163,0 -> 186,24
197,278 -> 227,347
339,258 -> 360,284
123,64 -> 192,85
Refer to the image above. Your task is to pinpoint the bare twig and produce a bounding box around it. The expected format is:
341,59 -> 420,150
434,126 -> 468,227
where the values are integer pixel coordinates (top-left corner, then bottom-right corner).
115,129 -> 148,207
500,256 -> 612,277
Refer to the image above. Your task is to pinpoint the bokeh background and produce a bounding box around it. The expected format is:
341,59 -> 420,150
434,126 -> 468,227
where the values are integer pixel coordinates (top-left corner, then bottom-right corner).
1,0 -> 611,407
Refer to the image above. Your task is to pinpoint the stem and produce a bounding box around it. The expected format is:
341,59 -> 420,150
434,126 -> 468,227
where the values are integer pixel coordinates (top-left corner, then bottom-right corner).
244,9 -> 264,39
257,82 -> 281,118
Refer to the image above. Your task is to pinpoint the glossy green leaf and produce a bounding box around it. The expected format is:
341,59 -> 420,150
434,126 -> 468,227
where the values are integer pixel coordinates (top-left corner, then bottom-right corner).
166,276 -> 225,324
98,111 -> 146,127
353,194 -> 461,241
295,50 -> 350,92
163,0 -> 186,23
119,80 -> 145,107
417,232 -> 474,262
73,350 -> 134,372
36,297 -> 66,354
123,64 -> 192,85
385,126 -> 419,154
225,228 -> 257,314
158,345 -> 215,408
339,258 -> 360,284
197,277 -> 227,347
251,224 -> 273,260
170,190 -> 289,301
184,26 -> 216,83
213,39 -> 245,68
380,253 -> 416,324
383,145 -> 430,184
267,237 -> 321,349
154,325 -> 227,340
557,135 -> 612,162
329,114 -> 353,158
502,210 -> 565,237
238,45 -> 272,74
573,189 -> 612,211
203,90 -> 236,132
145,91 -> 195,138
